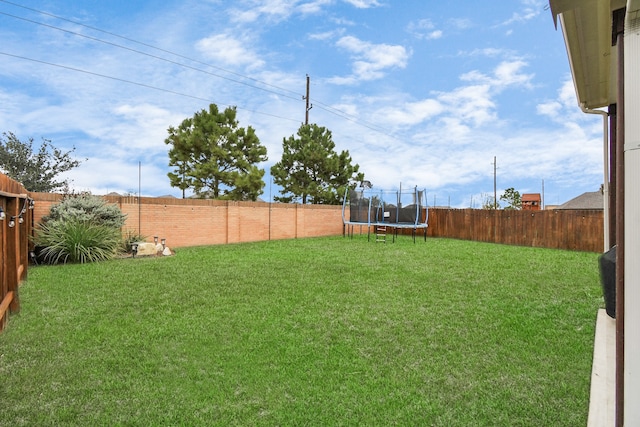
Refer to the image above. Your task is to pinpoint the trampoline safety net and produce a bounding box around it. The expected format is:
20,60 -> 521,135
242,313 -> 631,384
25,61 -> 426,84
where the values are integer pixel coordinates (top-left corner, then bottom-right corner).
343,187 -> 428,227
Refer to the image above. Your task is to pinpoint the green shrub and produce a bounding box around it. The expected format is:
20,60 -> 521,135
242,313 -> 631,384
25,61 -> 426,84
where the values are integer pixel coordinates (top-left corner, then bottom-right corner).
34,193 -> 129,264
34,220 -> 122,264
120,230 -> 148,253
41,193 -> 126,228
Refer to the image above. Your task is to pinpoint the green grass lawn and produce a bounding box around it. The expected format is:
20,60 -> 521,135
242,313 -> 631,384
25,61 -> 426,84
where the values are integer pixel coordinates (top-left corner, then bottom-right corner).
0,236 -> 602,426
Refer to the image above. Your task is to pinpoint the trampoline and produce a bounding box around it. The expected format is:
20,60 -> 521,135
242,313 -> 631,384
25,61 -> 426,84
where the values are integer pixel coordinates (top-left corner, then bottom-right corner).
342,185 -> 428,243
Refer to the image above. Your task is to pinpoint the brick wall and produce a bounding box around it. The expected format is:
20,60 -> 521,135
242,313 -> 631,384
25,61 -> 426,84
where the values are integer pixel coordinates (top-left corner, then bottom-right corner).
29,193 -> 345,248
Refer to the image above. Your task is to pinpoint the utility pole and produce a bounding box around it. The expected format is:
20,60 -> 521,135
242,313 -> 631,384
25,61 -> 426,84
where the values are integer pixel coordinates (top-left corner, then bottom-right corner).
493,156 -> 497,209
138,161 -> 142,234
304,74 -> 312,125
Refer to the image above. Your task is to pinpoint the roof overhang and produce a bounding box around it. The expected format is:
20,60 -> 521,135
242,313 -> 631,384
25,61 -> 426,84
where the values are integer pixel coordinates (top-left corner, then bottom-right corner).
549,0 -> 627,109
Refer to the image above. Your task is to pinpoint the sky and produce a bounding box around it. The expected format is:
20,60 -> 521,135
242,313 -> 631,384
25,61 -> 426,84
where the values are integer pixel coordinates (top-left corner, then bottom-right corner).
0,0 -> 606,207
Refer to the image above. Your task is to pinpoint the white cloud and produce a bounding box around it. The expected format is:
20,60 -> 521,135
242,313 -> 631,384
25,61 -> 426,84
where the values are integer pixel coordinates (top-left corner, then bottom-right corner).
228,0 -> 296,23
63,156 -> 171,196
558,78 -> 579,107
399,60 -> 533,130
112,104 -> 182,151
326,75 -> 358,85
331,35 -> 410,83
195,33 -> 265,69
407,19 -> 443,40
298,0 -> 333,14
329,102 -> 360,118
436,84 -> 496,127
227,0 -> 332,23
499,0 -> 543,26
376,99 -> 443,126
536,101 -> 562,118
536,78 -> 582,123
342,0 -> 382,8
460,48 -> 512,59
461,60 -> 534,91
330,16 -> 357,26
325,65 -> 600,202
449,18 -> 472,30
460,70 -> 491,84
494,60 -> 534,88
309,28 -> 345,41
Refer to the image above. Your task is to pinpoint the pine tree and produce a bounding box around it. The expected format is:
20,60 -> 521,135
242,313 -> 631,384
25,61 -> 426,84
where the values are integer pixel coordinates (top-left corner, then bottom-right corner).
165,104 -> 267,200
271,124 -> 363,204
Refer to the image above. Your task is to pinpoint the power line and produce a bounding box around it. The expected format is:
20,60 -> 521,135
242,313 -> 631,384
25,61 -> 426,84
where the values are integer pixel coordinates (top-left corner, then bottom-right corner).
0,51 -> 301,123
0,10 -> 303,102
309,95 -> 395,137
304,83 -> 405,140
0,0 -> 408,141
312,101 -> 402,140
0,0 -> 304,101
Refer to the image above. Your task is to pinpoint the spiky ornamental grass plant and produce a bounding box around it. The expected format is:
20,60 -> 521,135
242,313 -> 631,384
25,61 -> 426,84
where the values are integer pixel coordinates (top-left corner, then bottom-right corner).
35,220 -> 122,264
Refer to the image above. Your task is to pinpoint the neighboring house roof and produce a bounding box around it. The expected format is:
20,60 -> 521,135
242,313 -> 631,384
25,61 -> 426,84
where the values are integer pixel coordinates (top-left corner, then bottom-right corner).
557,191 -> 604,210
522,193 -> 541,202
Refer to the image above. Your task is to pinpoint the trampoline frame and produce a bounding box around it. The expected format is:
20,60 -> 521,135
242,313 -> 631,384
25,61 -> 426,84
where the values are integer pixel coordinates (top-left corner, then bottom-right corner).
341,186 -> 428,243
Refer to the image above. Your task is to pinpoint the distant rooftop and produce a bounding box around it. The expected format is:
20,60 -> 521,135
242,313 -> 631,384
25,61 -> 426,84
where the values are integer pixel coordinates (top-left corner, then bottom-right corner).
522,193 -> 541,202
557,191 -> 604,210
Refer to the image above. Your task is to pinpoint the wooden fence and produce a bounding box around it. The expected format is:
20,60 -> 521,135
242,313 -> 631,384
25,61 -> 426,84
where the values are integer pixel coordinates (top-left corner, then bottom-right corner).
425,208 -> 604,252
0,174 -> 32,333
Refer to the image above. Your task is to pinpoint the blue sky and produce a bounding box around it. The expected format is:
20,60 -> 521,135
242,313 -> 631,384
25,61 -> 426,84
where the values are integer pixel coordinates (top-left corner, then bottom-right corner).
0,0 -> 604,207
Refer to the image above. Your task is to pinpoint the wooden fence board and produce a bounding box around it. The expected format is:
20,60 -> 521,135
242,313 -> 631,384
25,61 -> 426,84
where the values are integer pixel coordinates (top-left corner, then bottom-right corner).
426,208 -> 604,252
1,174 -> 30,333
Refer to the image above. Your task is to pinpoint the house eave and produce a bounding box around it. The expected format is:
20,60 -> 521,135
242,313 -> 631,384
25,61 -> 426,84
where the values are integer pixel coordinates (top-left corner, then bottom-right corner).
549,0 -> 626,109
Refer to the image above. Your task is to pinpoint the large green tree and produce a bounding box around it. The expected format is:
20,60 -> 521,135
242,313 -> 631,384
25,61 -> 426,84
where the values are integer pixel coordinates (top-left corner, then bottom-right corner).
271,124 -> 364,204
165,104 -> 267,200
0,132 -> 83,192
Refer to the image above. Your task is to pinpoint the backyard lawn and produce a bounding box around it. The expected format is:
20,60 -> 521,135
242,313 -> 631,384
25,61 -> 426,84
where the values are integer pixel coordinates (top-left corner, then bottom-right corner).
0,236 -> 602,426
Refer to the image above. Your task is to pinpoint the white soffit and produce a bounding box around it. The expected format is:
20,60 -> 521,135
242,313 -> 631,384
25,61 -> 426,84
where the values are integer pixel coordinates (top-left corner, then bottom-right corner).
550,0 -> 624,109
